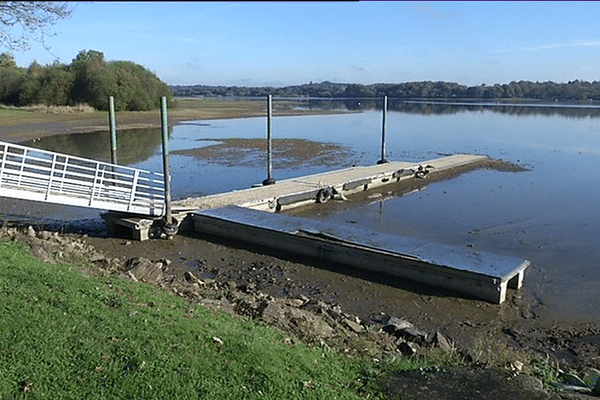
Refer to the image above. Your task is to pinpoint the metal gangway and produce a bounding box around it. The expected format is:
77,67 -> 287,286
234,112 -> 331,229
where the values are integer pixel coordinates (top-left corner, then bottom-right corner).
0,141 -> 165,216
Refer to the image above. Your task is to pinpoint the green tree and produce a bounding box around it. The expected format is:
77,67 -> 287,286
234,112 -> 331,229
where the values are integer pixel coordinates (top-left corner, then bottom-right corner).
0,54 -> 23,104
37,63 -> 73,105
70,50 -> 114,109
0,51 -> 16,67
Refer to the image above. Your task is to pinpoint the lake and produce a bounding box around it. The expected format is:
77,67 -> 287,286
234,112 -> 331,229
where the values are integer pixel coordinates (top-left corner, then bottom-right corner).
23,100 -> 600,323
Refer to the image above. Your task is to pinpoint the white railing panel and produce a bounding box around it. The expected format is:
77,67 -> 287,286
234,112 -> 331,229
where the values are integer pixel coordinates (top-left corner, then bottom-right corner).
0,141 -> 165,216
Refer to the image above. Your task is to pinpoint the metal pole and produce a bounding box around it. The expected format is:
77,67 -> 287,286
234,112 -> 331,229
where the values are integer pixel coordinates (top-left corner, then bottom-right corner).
263,94 -> 276,185
160,96 -> 176,238
108,96 -> 117,164
377,95 -> 389,164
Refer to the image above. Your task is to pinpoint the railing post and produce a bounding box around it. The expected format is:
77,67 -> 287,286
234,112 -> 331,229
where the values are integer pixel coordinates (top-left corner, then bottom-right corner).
377,95 -> 389,164
89,163 -> 101,207
263,94 -> 276,185
45,153 -> 57,201
17,148 -> 26,186
160,97 -> 177,239
109,96 -> 118,165
128,169 -> 140,211
0,143 -> 7,187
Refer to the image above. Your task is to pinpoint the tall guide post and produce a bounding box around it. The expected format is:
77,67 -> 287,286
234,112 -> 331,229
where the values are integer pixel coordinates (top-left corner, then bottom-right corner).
160,96 -> 176,239
377,95 -> 389,164
263,94 -> 276,185
108,96 -> 117,165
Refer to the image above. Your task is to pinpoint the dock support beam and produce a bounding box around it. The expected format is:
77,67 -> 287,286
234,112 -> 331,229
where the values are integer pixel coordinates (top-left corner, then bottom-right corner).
377,95 -> 389,164
160,96 -> 177,239
108,96 -> 118,165
263,94 -> 276,186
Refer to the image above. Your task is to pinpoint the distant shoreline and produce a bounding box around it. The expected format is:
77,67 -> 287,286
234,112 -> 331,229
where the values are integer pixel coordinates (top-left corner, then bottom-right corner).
0,98 -> 355,143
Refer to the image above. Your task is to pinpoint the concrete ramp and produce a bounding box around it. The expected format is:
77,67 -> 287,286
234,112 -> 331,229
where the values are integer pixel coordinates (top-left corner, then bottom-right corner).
193,205 -> 529,304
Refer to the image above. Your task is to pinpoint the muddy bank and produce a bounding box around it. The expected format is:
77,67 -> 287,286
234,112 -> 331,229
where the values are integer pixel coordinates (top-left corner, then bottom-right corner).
4,223 -> 599,399
173,138 -> 359,169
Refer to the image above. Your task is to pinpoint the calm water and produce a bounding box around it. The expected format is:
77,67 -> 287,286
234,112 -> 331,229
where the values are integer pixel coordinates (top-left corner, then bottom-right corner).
25,101 -> 600,322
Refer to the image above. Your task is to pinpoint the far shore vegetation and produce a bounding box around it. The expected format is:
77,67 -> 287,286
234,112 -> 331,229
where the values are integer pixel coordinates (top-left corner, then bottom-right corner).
173,79 -> 600,102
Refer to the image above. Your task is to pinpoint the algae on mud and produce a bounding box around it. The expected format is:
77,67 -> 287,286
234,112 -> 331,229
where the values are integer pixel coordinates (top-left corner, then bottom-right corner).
173,138 -> 359,169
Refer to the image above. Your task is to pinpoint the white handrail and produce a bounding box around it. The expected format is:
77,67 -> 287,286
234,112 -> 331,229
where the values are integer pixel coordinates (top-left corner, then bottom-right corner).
0,141 -> 166,216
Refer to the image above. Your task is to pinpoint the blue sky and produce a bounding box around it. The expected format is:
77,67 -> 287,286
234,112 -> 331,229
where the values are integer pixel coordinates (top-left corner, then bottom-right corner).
10,1 -> 600,87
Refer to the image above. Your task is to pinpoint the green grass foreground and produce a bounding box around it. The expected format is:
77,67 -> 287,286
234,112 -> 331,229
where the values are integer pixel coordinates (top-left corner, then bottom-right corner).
0,239 -> 427,399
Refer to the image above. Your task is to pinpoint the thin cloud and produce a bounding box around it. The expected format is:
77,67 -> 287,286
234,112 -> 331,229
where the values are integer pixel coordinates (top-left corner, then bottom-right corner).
412,4 -> 457,21
350,65 -> 367,72
494,39 -> 600,53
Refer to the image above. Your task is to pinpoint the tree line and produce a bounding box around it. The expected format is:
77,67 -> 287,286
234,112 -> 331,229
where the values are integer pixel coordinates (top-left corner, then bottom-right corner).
0,50 -> 173,111
172,80 -> 600,102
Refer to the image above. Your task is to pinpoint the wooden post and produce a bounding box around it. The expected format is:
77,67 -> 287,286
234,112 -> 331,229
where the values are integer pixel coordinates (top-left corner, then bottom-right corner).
263,94 -> 276,185
160,97 -> 176,238
108,96 -> 117,165
377,95 -> 389,164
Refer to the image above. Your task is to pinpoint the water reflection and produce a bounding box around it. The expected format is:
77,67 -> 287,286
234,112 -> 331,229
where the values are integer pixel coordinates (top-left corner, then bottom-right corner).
299,98 -> 600,118
23,128 -> 163,165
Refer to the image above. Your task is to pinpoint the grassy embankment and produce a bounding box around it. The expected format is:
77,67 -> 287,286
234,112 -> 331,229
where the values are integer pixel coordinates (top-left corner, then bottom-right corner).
0,238 -> 455,399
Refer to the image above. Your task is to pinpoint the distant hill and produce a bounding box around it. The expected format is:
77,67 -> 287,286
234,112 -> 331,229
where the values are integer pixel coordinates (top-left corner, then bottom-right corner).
171,80 -> 600,102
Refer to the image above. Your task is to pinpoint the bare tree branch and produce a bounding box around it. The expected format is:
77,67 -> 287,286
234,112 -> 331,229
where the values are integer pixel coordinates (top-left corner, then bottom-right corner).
0,1 -> 72,52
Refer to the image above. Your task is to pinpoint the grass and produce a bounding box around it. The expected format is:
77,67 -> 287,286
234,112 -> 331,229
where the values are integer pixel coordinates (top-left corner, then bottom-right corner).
0,238 -> 438,399
0,104 -> 97,114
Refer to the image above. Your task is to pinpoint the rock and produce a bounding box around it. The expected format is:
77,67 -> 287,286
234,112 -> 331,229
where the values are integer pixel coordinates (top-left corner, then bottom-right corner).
226,281 -> 238,290
243,282 -> 257,293
514,374 -> 544,392
28,242 -> 55,263
160,258 -> 172,267
285,298 -> 305,308
125,257 -> 164,283
343,318 -> 364,333
212,336 -> 223,345
261,302 -> 335,339
89,253 -> 106,262
382,316 -> 413,334
563,372 -> 587,387
398,341 -> 420,356
554,382 -> 592,395
26,225 -> 36,238
260,302 -> 287,326
583,368 -> 600,389
287,307 -> 335,338
434,331 -> 453,351
184,271 -> 198,283
593,376 -> 600,396
38,230 -> 52,240
398,327 -> 428,344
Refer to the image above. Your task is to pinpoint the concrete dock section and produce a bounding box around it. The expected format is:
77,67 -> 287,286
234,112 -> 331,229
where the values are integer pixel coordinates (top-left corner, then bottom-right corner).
103,152 -> 530,304
105,154 -> 490,240
193,205 -> 530,304
174,154 -> 489,212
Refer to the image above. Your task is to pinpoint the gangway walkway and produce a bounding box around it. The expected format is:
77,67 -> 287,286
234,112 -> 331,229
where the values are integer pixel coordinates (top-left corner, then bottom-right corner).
0,141 -> 165,216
